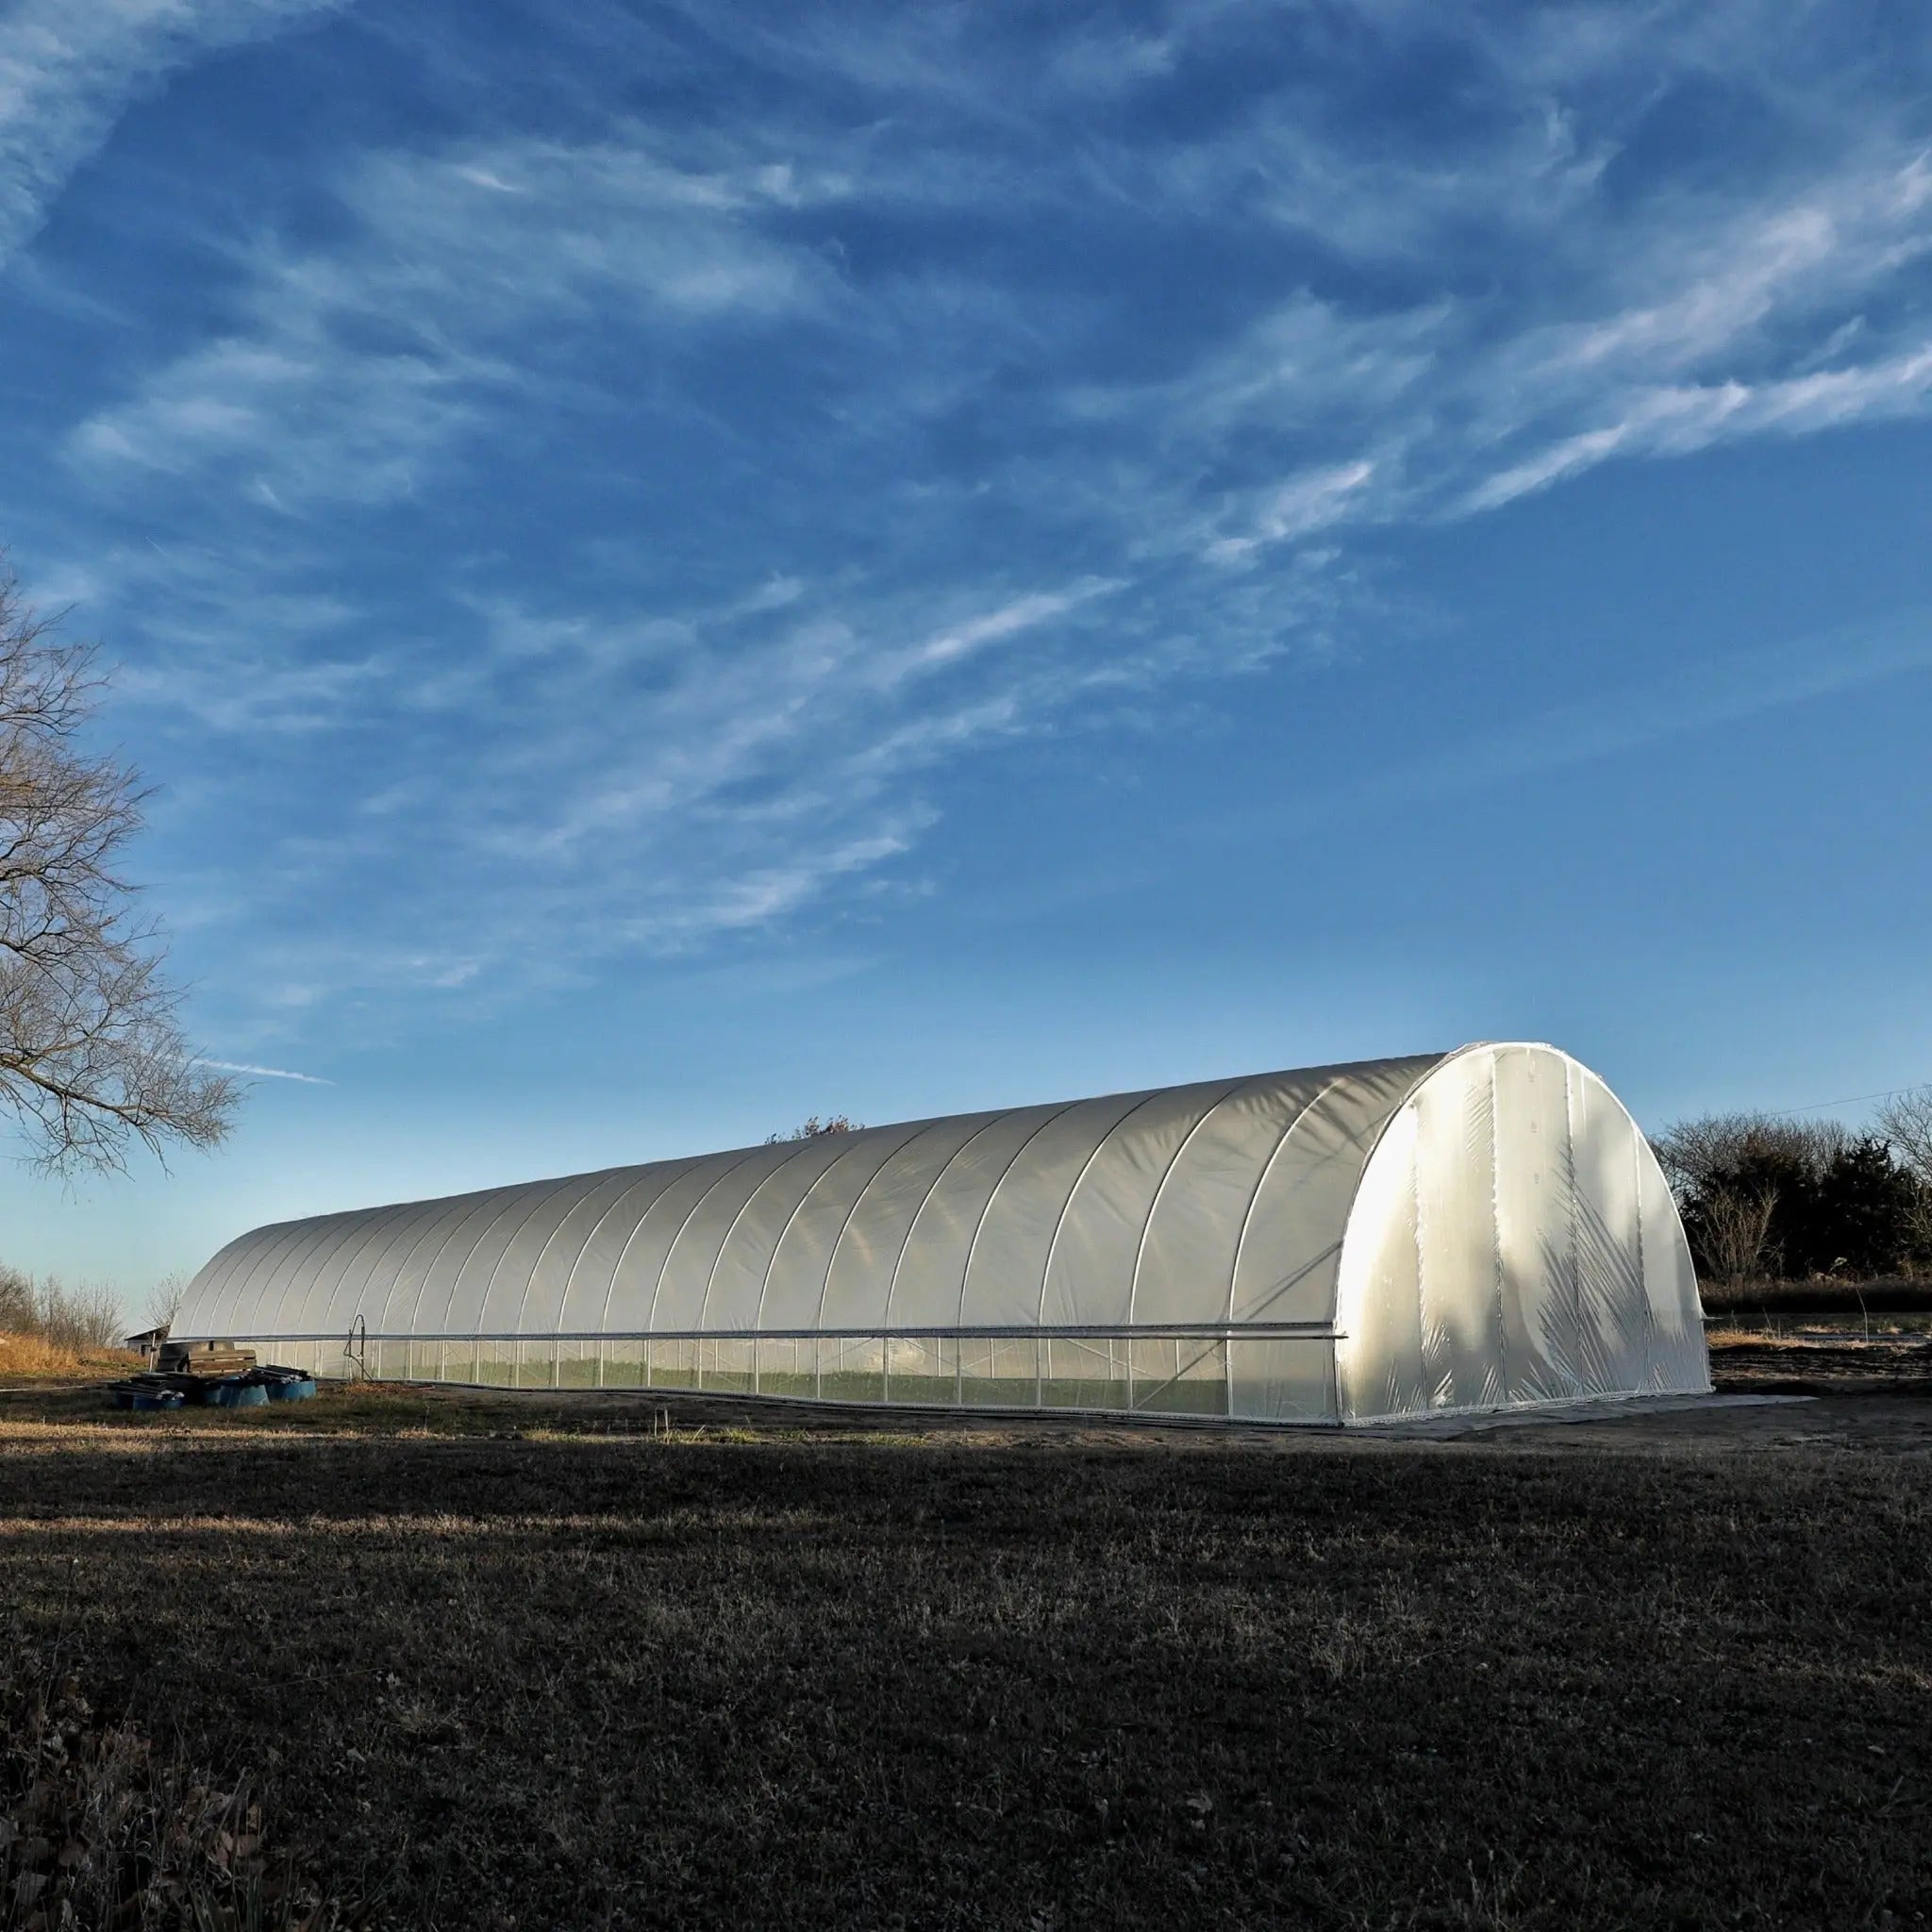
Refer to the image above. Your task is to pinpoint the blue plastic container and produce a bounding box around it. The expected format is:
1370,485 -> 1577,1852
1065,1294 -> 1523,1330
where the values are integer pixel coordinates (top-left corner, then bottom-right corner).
207,1378 -> 270,1409
130,1389 -> 186,1412
264,1375 -> 317,1403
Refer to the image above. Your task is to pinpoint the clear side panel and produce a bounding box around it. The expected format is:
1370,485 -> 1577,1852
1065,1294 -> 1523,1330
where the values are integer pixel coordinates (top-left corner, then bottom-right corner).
364,1339 -> 405,1379
1041,1080 -> 1245,1329
648,1338 -> 698,1391
512,1341 -> 558,1389
1232,1056 -> 1440,1328
698,1338 -> 756,1393
602,1340 -> 648,1388
1413,1051 -> 1507,1411
774,1124 -> 937,1332
549,1168 -> 683,1331
1135,1075 -> 1317,1328
600,1154 -> 760,1334
1491,1045 -> 1583,1401
1228,1338 -> 1335,1424
885,1335 -> 958,1406
441,1339 -> 476,1383
819,1335 -> 885,1404
959,1335 -> 1039,1408
756,1336 -> 817,1399
1333,1103 -> 1427,1423
1041,1335 -> 1129,1411
704,1138 -> 863,1329
1638,1141 -> 1711,1392
475,1340 -> 518,1387
1569,1068 -> 1652,1398
405,1339 -> 441,1381
963,1092 -> 1157,1329
469,1174 -> 624,1335
884,1108 -> 1070,1334
1129,1337 -> 1228,1416
554,1341 -> 601,1388
848,1114 -> 1005,1327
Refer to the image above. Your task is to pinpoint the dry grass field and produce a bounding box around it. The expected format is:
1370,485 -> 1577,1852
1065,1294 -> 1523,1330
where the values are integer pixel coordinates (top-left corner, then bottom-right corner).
3,1339 -> 1930,1930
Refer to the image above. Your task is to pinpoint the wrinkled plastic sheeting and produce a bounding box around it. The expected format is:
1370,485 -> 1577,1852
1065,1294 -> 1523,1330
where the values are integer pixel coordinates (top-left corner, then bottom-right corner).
1228,1337 -> 1336,1424
1230,1057 -> 1438,1329
1413,1049 -> 1507,1412
1639,1139 -> 1710,1393
1332,1102 -> 1425,1422
1568,1067 -> 1653,1399
1491,1045 -> 1584,1403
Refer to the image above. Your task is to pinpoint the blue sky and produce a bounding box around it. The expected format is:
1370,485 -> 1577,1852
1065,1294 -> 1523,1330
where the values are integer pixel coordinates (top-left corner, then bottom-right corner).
3,0 -> 1930,1311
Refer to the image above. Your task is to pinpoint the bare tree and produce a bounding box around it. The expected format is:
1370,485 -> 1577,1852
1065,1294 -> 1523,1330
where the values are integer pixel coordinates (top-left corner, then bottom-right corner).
1651,1110 -> 1848,1203
765,1113 -> 863,1144
1,565 -> 235,1173
1874,1088 -> 1932,1266
1874,1088 -> 1932,1187
1698,1181 -> 1781,1289
144,1269 -> 189,1337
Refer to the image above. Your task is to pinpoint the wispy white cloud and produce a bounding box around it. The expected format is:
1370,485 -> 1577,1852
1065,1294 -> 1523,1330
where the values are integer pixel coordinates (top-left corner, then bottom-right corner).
18,0 -> 1932,1039
0,0 -> 345,266
194,1058 -> 332,1085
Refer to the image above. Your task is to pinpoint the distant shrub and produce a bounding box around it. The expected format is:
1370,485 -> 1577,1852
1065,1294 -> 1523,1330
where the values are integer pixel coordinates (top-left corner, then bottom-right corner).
1655,1114 -> 1932,1284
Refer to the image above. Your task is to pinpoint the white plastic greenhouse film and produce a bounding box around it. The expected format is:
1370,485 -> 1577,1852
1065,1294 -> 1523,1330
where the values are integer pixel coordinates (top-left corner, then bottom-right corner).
1332,1101 -> 1427,1423
1491,1046 -> 1582,1402
788,1122 -> 935,1330
598,1152 -> 761,1331
893,1105 -> 1070,1330
701,1134 -> 865,1330
1133,1077 -> 1307,1327
1230,1056 -> 1441,1328
1568,1069 -> 1653,1398
1638,1142 -> 1710,1393
1413,1048 -> 1507,1412
1039,1079 -> 1246,1329
965,1090 -> 1157,1330
653,1142 -> 807,1331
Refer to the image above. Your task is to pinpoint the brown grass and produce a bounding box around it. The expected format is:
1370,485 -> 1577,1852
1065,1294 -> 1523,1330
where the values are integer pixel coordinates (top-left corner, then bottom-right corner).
0,1332 -> 141,1382
3,1367 -> 1930,1931
1,1627 -> 343,1929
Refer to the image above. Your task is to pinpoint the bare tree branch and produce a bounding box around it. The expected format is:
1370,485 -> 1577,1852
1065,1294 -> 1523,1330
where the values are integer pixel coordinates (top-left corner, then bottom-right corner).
0,561 -> 237,1174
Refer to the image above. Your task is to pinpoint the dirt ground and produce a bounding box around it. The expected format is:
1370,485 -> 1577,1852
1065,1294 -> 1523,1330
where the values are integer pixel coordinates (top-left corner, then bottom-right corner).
3,1333 -> 1929,1930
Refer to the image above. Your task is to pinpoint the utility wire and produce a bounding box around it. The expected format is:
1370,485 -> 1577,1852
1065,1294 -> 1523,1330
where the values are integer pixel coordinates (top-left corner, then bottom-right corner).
1767,1080 -> 1932,1118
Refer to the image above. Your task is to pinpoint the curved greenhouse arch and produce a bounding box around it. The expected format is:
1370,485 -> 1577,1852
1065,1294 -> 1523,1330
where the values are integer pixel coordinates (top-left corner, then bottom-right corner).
176,1043 -> 1708,1424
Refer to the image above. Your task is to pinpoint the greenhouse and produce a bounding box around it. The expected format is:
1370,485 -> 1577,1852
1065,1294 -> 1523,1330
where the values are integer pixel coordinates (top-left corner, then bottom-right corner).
174,1042 -> 1709,1425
